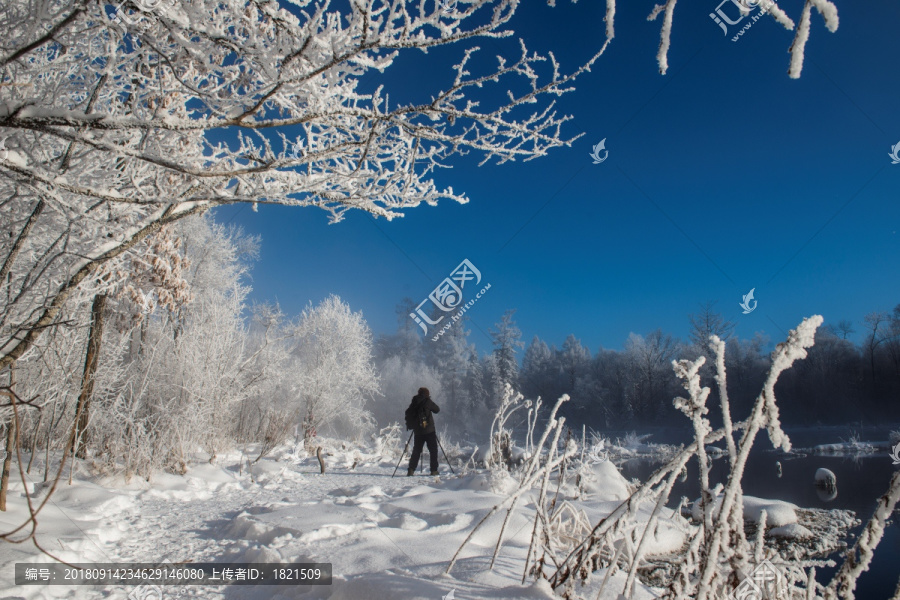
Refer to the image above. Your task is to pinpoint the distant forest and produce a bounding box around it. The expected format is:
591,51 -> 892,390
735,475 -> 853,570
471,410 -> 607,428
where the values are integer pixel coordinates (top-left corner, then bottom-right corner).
373,301 -> 900,434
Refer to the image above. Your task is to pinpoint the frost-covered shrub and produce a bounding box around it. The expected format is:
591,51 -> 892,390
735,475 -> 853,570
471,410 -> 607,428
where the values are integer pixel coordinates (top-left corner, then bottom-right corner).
486,383 -> 530,470
83,217 -> 257,479
544,316 -> 900,600
373,423 -> 402,460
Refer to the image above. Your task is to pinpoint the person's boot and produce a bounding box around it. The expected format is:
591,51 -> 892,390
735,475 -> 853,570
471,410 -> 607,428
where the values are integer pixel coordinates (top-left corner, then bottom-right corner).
407,468 -> 414,476
430,470 -> 439,476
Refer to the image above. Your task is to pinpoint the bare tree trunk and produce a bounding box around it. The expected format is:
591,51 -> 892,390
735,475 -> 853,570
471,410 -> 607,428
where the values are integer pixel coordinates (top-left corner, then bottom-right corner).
43,399 -> 61,483
302,403 -> 317,453
871,347 -> 877,385
26,410 -> 41,474
1,362 -> 18,511
139,316 -> 149,357
72,294 -> 106,459
0,201 -> 44,286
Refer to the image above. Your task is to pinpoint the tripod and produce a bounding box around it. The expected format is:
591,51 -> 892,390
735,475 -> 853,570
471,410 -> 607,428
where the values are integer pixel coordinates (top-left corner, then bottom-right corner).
436,435 -> 456,475
391,432 -> 414,478
391,431 -> 456,477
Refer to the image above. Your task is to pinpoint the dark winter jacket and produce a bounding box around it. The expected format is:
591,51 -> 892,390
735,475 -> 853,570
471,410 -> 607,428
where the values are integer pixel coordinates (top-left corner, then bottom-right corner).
411,393 -> 440,435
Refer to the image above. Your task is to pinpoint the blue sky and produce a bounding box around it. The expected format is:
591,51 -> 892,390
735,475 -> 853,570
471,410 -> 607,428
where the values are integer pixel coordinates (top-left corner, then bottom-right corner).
215,0 -> 900,354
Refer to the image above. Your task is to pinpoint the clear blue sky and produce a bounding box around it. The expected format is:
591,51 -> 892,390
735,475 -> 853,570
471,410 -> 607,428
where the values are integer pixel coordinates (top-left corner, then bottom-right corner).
215,0 -> 900,354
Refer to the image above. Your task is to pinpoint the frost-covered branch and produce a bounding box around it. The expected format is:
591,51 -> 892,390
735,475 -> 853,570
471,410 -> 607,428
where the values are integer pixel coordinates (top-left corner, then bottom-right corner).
647,0 -> 678,75
549,316 -> 827,600
694,316 -> 823,600
709,335 -> 736,466
446,392 -> 570,575
824,471 -> 900,600
486,383 -> 528,469
0,0 -> 842,369
788,0 -> 839,79
1,0 -> 613,367
673,356 -> 715,536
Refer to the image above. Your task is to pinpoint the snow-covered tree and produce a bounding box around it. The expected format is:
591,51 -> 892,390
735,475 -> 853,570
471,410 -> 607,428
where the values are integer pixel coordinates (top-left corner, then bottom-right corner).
490,309 -> 524,399
291,295 -> 379,447
425,314 -> 476,431
375,299 -> 425,366
623,329 -> 679,420
520,336 -> 554,402
0,0 -> 611,370
466,351 -> 493,425
0,0 -> 841,371
88,214 -> 257,476
688,301 -> 736,351
559,335 -> 591,391
235,303 -> 296,462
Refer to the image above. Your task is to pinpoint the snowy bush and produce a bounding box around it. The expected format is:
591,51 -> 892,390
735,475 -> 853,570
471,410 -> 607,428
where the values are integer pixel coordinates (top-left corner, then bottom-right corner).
373,423 -> 403,460
845,432 -> 876,454
448,392 -> 574,574
249,407 -> 298,464
485,383 -> 531,470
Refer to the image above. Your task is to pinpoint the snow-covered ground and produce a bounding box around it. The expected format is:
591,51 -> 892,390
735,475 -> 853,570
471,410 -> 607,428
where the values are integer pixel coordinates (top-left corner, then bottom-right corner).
0,442 -> 669,600
0,439 -> 858,600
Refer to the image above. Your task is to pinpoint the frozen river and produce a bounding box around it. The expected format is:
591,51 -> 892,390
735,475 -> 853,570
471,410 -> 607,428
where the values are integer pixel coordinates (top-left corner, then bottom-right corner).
617,425 -> 900,599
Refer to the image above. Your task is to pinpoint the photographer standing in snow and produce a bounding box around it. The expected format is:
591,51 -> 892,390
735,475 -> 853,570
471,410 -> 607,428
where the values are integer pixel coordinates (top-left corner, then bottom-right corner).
407,387 -> 440,476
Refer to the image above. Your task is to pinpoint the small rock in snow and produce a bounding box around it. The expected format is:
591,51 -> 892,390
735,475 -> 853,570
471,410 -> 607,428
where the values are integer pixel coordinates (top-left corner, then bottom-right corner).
815,468 -> 837,490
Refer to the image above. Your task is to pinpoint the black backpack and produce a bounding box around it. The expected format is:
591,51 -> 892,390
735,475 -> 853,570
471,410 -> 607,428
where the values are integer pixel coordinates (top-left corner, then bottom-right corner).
404,398 -> 429,431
